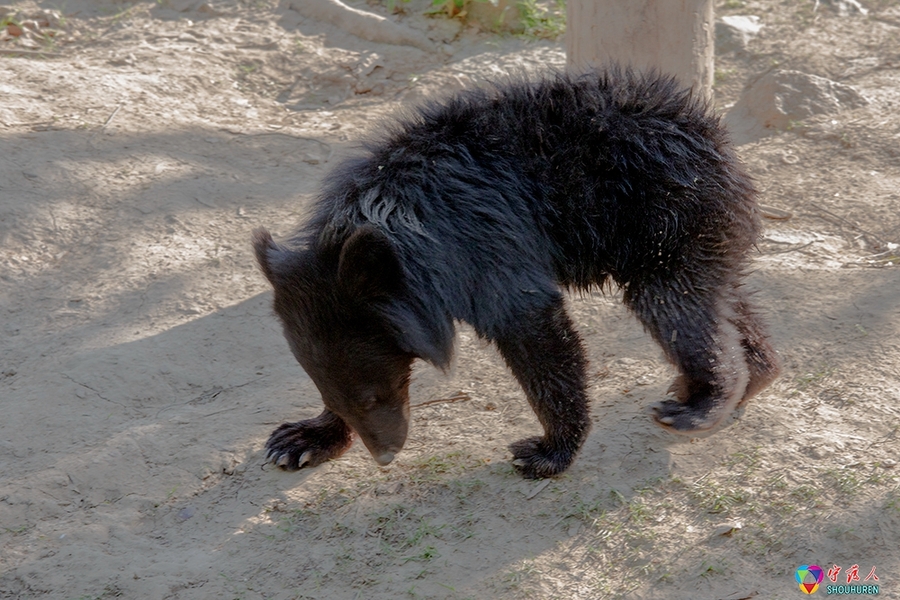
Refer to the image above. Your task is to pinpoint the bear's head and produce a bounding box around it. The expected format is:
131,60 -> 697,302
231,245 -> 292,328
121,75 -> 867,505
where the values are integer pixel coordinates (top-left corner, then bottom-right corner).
252,225 -> 451,466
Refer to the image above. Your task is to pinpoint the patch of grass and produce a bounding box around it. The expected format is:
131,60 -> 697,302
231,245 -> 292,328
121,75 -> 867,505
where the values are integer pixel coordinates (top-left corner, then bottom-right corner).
686,478 -> 749,514
866,469 -> 898,486
795,364 -> 834,391
698,557 -> 728,577
824,467 -> 862,497
364,504 -> 447,556
400,545 -> 440,563
71,584 -> 124,600
103,5 -> 139,23
517,0 -> 566,39
765,472 -> 788,491
403,451 -> 489,490
426,0 -> 486,19
790,484 -> 820,504
503,557 -> 541,588
448,477 -> 487,504
626,497 -> 652,523
715,68 -> 736,84
2,524 -> 33,536
740,522 -> 786,557
568,495 -> 607,526
726,446 -> 762,478
384,0 -> 411,12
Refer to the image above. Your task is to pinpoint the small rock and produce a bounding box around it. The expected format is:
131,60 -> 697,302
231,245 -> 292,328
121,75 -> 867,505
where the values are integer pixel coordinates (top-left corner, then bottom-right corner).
882,459 -> 896,468
17,35 -> 40,49
806,443 -> 836,460
376,482 -> 403,495
178,507 -> 196,520
716,16 -> 763,54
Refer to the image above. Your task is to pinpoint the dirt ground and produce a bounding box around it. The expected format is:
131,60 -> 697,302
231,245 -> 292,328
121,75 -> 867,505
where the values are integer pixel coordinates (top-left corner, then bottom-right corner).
1,0 -> 899,598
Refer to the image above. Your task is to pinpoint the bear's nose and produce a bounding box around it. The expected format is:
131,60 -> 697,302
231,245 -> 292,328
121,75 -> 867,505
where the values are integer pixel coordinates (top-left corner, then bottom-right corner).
374,452 -> 395,466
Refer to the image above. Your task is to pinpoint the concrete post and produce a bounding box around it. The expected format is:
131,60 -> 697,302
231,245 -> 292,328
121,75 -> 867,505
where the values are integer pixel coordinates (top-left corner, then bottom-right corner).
566,0 -> 715,100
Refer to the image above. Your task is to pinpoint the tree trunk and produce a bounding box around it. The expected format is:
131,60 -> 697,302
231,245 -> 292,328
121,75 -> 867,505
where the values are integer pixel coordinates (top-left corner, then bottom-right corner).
566,0 -> 715,100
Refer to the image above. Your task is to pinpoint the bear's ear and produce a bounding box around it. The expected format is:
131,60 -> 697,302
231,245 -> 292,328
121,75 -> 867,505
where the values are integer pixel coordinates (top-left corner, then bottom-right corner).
252,228 -> 290,286
384,303 -> 454,370
337,225 -> 403,299
338,225 -> 454,369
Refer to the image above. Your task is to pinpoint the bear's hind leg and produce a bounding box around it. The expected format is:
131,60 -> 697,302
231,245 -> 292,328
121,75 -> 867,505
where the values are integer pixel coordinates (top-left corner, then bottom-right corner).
659,290 -> 780,412
731,294 -> 781,404
624,278 -> 749,433
494,298 -> 592,479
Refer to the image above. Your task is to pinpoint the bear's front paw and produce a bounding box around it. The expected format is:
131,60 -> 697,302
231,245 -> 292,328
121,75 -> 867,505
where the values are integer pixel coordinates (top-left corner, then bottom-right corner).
265,415 -> 353,471
650,399 -> 721,433
509,436 -> 574,479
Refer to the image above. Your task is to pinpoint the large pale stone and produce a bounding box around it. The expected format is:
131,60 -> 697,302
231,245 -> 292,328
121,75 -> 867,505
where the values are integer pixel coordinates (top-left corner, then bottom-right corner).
724,70 -> 869,144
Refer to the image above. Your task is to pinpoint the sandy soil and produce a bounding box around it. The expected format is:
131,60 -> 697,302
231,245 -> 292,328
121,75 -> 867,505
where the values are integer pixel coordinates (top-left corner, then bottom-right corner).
1,0 -> 899,598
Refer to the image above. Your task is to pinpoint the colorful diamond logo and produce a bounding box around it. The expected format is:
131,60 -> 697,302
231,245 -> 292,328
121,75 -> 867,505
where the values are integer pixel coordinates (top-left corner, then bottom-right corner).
795,564 -> 825,595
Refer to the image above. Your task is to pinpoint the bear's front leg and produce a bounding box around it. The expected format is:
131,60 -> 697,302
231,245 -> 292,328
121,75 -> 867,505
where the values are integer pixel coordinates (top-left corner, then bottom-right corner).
265,409 -> 354,470
494,299 -> 592,479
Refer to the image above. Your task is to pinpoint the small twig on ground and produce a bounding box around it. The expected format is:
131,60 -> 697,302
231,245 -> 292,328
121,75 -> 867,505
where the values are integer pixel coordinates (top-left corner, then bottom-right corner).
867,426 -> 898,449
155,377 -> 264,417
692,471 -> 712,486
411,392 -> 470,409
758,204 -> 792,220
525,479 -> 551,500
101,103 -> 123,129
809,203 -> 887,246
61,373 -> 126,408
1,119 -> 55,129
842,257 -> 900,268
0,48 -> 62,57
218,128 -> 334,163
761,241 -> 815,255
90,103 -> 123,141
289,0 -> 435,53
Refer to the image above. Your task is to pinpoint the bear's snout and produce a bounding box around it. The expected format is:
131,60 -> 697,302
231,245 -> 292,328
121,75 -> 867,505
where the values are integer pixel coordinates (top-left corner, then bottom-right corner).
374,452 -> 395,466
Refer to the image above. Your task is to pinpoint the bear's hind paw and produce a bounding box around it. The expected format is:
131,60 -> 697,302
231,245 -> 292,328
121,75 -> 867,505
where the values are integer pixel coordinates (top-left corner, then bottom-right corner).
650,399 -> 736,434
509,436 -> 575,479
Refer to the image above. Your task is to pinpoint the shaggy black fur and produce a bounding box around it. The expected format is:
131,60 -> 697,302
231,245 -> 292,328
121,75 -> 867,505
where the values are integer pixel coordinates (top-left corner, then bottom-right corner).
253,68 -> 780,479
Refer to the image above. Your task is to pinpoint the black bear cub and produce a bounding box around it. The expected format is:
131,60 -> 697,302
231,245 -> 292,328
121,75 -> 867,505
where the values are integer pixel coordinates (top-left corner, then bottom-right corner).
253,68 -> 780,479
